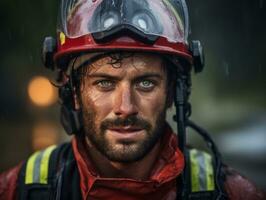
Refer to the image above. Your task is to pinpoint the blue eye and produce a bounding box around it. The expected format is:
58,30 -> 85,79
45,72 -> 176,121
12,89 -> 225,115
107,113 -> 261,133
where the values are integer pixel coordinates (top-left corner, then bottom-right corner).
137,80 -> 155,90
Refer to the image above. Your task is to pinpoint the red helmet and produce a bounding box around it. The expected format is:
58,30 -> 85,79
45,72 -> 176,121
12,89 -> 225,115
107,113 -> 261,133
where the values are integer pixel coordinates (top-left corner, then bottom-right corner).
43,0 -> 204,72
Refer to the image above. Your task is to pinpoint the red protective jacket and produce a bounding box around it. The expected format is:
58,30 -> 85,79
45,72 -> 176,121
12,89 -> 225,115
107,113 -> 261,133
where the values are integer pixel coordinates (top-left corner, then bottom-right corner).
0,127 -> 265,200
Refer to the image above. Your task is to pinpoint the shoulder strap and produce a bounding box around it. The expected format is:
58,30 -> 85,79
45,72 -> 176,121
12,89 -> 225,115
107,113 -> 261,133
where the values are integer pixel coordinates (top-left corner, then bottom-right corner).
18,143 -> 73,200
55,142 -> 82,200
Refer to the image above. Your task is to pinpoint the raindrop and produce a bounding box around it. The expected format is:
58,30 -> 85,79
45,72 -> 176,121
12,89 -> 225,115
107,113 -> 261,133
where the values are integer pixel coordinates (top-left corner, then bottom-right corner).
29,54 -> 33,63
259,0 -> 264,8
258,64 -> 262,73
222,61 -> 230,77
7,29 -> 12,41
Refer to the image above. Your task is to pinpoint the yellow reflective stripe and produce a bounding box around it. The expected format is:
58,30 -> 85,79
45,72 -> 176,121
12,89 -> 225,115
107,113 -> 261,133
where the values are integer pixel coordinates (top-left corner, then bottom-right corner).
163,0 -> 184,32
39,145 -> 57,184
25,151 -> 41,184
25,145 -> 56,185
60,32 -> 66,45
190,149 -> 215,192
190,149 -> 200,192
204,152 -> 215,191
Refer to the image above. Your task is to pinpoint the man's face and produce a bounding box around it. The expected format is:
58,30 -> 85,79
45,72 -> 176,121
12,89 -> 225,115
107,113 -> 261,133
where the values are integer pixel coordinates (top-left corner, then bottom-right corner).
77,53 -> 169,163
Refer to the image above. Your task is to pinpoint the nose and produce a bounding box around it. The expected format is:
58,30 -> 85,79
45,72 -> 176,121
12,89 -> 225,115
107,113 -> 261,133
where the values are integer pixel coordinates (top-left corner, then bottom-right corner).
113,84 -> 138,118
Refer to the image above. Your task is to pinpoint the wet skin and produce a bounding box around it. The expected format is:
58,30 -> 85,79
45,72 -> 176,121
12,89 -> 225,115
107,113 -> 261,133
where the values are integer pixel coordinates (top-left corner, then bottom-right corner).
75,53 -> 169,179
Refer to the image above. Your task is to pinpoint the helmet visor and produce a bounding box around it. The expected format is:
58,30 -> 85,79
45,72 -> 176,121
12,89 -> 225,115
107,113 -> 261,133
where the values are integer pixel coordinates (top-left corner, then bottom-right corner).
58,0 -> 189,43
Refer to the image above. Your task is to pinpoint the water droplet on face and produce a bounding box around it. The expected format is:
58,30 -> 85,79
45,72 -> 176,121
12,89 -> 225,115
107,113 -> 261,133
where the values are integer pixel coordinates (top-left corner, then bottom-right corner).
104,17 -> 115,29
138,18 -> 147,30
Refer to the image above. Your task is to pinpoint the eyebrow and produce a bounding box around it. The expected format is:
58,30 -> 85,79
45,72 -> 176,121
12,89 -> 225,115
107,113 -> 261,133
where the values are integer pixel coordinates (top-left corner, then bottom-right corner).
87,73 -> 163,81
133,74 -> 163,82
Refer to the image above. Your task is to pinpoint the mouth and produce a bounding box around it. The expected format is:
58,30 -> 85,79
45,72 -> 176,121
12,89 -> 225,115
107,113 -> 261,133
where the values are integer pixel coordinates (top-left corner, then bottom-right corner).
107,126 -> 145,140
109,126 -> 143,133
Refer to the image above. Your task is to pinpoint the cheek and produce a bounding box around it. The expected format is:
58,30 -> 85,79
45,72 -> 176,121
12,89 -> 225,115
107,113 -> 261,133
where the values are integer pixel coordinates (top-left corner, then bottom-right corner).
81,89 -> 113,123
136,90 -> 167,122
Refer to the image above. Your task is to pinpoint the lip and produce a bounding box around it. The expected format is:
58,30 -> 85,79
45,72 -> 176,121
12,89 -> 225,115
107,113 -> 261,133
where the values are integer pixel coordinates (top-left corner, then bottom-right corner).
109,126 -> 143,133
107,127 -> 145,140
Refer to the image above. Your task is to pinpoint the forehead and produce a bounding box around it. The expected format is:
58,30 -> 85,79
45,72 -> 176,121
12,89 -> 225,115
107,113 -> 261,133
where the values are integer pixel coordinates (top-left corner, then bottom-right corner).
76,53 -> 166,76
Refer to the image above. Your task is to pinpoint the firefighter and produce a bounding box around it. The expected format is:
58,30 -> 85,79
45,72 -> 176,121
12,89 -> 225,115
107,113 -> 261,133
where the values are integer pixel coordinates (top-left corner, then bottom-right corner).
0,0 -> 265,199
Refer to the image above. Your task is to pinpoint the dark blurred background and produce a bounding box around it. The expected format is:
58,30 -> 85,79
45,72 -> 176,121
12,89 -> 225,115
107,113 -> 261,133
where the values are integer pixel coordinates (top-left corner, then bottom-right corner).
0,0 -> 265,189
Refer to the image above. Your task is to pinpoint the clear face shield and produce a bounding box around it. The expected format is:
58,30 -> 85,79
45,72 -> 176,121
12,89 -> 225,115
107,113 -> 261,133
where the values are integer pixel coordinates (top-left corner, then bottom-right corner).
58,0 -> 190,44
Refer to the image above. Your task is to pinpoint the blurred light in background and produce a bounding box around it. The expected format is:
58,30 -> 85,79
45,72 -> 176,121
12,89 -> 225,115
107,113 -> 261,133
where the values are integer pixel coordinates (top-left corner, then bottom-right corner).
32,121 -> 59,151
28,76 -> 57,107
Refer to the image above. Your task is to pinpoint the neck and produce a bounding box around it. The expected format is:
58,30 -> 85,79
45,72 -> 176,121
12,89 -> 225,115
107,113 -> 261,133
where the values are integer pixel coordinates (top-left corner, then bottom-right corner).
85,137 -> 162,180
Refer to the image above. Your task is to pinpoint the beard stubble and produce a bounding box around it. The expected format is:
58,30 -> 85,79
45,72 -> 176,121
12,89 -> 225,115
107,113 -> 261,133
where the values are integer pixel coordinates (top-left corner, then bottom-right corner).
81,106 -> 167,163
